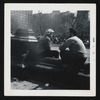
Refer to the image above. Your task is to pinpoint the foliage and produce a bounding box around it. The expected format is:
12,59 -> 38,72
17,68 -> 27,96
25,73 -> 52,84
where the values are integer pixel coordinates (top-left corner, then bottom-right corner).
31,11 -> 90,41
11,11 -> 90,42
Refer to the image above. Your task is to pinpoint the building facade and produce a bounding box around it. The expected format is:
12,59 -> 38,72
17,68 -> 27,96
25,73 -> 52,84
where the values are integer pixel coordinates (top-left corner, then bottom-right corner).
11,10 -> 33,34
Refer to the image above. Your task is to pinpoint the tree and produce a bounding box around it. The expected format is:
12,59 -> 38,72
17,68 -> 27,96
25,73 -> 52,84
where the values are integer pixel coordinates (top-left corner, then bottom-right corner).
31,11 -> 90,42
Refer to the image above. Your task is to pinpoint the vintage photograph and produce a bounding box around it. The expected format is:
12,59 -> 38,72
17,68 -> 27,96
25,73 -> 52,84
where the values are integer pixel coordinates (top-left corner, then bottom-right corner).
4,3 -> 96,96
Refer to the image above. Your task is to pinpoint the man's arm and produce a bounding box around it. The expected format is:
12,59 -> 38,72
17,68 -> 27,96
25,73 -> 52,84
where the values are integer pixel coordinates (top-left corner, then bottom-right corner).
59,39 -> 72,51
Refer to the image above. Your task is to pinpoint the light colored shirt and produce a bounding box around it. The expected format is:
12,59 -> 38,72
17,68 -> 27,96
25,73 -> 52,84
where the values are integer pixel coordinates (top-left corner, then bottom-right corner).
59,36 -> 87,58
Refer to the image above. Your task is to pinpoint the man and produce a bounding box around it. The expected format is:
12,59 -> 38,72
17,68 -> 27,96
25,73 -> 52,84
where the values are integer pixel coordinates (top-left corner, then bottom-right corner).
36,29 -> 59,59
59,28 -> 87,74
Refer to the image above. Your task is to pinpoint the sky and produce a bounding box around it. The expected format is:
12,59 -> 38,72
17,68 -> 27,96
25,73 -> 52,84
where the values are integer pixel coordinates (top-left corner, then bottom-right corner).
7,3 -> 92,14
32,10 -> 77,14
30,4 -> 78,14
6,3 -> 93,14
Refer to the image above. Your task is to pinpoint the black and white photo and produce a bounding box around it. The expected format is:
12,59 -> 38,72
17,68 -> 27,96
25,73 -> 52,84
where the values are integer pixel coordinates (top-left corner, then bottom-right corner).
4,3 -> 96,96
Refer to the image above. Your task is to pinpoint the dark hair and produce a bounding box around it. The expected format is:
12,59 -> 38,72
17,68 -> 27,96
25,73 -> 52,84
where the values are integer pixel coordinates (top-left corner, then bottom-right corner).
68,28 -> 77,36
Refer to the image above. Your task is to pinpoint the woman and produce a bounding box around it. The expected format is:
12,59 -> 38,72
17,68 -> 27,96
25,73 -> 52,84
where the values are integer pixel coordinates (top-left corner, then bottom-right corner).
36,29 -> 59,59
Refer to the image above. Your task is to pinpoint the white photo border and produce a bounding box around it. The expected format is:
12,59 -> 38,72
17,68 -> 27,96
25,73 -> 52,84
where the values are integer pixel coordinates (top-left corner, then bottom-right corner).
4,3 -> 96,96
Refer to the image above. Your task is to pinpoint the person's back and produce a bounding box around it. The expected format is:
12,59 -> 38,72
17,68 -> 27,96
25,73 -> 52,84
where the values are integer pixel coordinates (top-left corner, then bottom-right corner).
59,28 -> 87,66
36,29 -> 59,59
65,36 -> 87,58
36,36 -> 51,55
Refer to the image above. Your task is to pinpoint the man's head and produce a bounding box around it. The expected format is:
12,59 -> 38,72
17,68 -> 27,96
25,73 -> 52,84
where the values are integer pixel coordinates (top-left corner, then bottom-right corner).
68,28 -> 77,37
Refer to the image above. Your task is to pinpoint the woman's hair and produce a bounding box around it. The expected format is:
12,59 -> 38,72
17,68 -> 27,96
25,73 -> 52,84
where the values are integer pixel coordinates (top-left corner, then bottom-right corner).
44,29 -> 54,37
68,28 -> 77,36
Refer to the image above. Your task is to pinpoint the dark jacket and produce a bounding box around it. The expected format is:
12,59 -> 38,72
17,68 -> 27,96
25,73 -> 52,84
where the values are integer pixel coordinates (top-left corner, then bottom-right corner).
36,36 -> 51,57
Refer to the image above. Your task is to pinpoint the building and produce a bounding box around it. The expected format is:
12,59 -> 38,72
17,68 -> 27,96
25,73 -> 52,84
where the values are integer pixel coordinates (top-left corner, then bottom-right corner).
77,11 -> 89,21
11,10 -> 33,34
76,11 -> 90,40
52,10 -> 60,14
